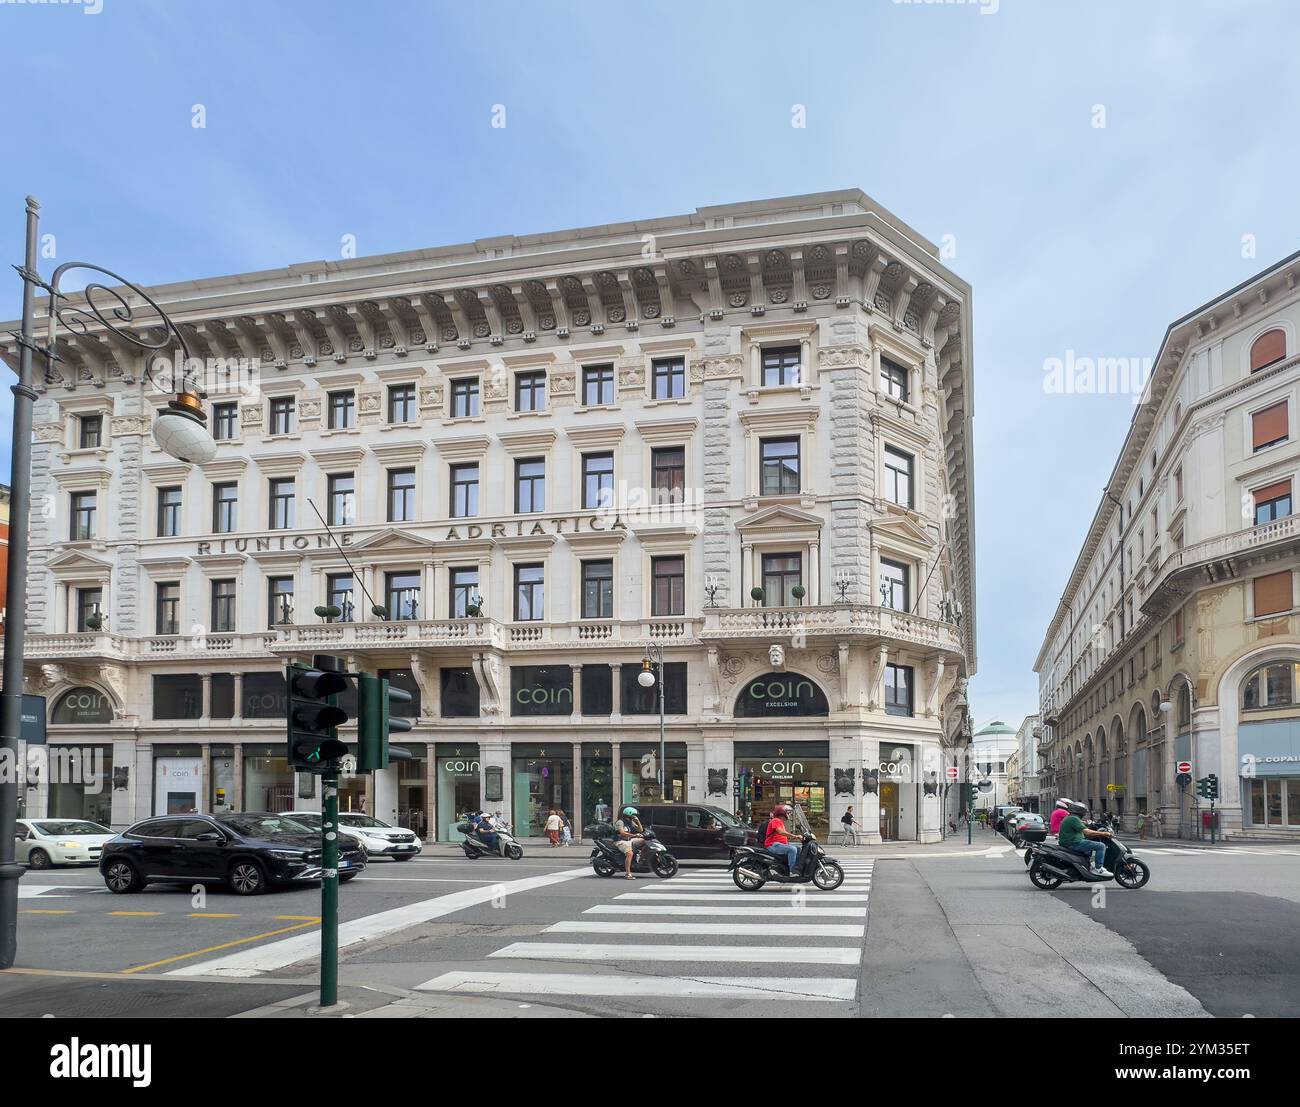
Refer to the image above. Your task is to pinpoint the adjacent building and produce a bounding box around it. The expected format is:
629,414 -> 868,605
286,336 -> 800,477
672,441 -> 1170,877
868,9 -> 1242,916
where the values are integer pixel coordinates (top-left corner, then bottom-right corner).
1,190 -> 976,842
1013,713 -> 1041,812
1035,250 -> 1300,839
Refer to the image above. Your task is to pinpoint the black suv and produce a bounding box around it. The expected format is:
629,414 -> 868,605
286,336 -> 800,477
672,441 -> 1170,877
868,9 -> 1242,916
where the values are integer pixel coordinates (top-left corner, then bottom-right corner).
99,812 -> 366,895
635,804 -> 756,859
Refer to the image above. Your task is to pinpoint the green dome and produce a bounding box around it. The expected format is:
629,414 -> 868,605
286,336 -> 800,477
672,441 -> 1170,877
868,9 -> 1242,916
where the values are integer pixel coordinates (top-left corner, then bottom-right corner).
974,720 -> 1016,737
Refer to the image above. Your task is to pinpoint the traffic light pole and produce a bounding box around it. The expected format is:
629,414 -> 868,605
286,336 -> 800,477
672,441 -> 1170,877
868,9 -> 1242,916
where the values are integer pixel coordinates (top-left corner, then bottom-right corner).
320,768 -> 340,1008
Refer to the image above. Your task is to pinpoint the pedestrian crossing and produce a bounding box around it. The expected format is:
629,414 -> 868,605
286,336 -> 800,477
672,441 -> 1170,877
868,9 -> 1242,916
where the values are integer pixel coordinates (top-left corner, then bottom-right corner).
1135,846 -> 1300,856
416,860 -> 874,1007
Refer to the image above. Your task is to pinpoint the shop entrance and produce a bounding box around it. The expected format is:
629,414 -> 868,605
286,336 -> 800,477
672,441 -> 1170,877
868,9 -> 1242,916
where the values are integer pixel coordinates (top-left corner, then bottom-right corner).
1247,777 -> 1300,827
511,745 -> 573,837
735,741 -> 830,839
436,745 -> 480,841
878,781 -> 900,840
397,747 -> 429,840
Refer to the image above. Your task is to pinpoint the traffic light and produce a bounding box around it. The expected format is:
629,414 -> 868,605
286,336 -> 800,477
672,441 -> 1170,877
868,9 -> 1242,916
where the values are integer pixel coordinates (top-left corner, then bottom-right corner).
1206,774 -> 1219,801
357,674 -> 413,771
287,657 -> 350,770
1196,775 -> 1220,801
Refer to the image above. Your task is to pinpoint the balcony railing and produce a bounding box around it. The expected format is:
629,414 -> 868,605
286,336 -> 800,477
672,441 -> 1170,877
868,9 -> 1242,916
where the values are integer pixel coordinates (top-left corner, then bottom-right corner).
700,603 -> 962,652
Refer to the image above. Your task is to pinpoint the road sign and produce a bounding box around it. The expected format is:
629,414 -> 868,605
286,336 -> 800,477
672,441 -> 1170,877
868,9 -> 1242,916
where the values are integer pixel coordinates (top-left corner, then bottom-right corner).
946,766 -> 959,781
1177,760 -> 1192,774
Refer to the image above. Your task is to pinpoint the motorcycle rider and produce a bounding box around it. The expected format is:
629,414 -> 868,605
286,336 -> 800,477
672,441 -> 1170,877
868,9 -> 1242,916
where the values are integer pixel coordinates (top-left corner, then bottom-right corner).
1048,797 -> 1074,837
1057,799 -> 1112,877
764,803 -> 801,875
615,806 -> 647,880
472,810 -> 500,852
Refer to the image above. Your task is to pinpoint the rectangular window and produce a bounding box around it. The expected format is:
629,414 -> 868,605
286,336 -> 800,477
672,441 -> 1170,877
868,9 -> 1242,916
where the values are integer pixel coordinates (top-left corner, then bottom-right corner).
516,370 -> 546,412
621,661 -> 688,715
885,663 -> 914,716
79,414 -> 103,449
450,377 -> 480,418
76,587 -> 103,632
514,563 -> 544,621
1253,400 -> 1288,451
326,573 -> 355,622
156,582 -> 180,635
387,468 -> 416,522
328,473 -> 356,526
582,560 -> 614,619
385,571 -> 421,621
157,486 -> 183,537
211,578 -> 236,633
328,390 -> 356,429
153,674 -> 202,721
761,553 -> 802,607
761,345 -> 801,387
510,665 -> 573,717
880,357 -> 910,404
268,478 -> 295,529
582,364 -> 615,406
582,453 -> 615,510
70,491 -> 96,541
1254,480 -> 1293,525
387,383 -> 417,424
651,446 -> 686,505
651,357 -> 686,399
449,567 -> 479,618
760,437 -> 800,496
881,559 -> 909,611
213,402 -> 238,440
268,396 -> 296,436
212,482 -> 238,533
449,463 -> 479,518
441,667 -> 480,717
241,672 -> 288,719
379,668 -> 421,718
515,458 -> 545,513
267,577 -> 294,627
581,664 -> 613,716
884,446 -> 914,508
1254,570 -> 1293,617
652,556 -> 686,616
1174,466 -> 1183,502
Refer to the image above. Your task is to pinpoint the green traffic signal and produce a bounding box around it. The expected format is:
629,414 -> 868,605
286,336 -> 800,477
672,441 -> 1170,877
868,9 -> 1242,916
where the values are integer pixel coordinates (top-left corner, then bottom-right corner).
357,674 -> 414,771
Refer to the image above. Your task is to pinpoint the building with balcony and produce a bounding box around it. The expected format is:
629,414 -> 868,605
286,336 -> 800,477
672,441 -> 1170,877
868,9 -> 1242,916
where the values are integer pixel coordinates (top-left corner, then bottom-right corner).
1013,713 -> 1041,812
1035,249 -> 1300,839
1,190 -> 976,842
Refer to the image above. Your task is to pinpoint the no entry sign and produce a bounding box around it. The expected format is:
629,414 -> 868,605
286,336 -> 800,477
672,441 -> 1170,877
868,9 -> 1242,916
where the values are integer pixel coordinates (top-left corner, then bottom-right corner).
1177,760 -> 1192,774
946,766 -> 959,781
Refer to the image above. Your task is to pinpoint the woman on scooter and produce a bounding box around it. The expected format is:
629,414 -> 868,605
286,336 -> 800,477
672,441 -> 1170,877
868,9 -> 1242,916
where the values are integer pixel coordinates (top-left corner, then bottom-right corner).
764,804 -> 801,874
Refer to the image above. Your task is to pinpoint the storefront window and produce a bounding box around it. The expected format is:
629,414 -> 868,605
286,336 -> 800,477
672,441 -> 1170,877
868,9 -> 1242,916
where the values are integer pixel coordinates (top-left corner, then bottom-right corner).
51,686 -> 114,725
243,746 -> 293,812
397,743 -> 429,839
511,666 -> 574,717
437,745 -> 481,840
153,745 -> 203,815
734,742 -> 829,838
581,744 -> 613,828
211,745 -> 235,813
511,745 -> 573,836
441,668 -> 480,717
620,743 -> 687,805
732,672 -> 828,718
47,744 -> 112,825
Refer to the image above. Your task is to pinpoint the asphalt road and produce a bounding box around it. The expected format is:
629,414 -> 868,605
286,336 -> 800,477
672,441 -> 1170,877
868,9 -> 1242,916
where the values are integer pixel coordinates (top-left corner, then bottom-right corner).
8,839 -> 1300,1018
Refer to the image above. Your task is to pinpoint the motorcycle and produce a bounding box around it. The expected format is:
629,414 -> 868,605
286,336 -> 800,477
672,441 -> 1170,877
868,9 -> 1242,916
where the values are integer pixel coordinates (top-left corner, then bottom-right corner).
587,825 -> 679,878
456,816 -> 525,861
1026,831 -> 1151,890
728,804 -> 845,891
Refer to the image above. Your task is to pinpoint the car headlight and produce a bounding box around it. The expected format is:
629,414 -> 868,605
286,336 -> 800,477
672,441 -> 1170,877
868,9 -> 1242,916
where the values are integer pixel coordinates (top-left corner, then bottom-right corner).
268,849 -> 309,860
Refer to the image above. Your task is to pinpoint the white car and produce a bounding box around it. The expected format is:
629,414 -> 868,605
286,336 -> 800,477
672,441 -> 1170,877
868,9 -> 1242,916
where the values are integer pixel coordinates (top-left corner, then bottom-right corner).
286,811 -> 422,859
16,818 -> 114,869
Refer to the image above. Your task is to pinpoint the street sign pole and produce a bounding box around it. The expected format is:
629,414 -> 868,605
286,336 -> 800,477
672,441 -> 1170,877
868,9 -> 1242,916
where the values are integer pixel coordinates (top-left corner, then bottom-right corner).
320,767 -> 339,1008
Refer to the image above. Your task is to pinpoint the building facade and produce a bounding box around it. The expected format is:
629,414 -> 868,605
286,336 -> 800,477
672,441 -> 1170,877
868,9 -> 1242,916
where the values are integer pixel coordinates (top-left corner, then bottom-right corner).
1013,713 -> 1040,811
1035,250 -> 1300,839
1,190 -> 976,843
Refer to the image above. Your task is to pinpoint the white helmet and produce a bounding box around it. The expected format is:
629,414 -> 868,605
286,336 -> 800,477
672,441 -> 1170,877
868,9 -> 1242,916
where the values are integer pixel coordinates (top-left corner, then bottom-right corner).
1055,797 -> 1074,811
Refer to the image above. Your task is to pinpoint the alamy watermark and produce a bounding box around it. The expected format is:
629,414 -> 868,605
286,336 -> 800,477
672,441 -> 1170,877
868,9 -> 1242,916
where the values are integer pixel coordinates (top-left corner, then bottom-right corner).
1043,349 -> 1154,403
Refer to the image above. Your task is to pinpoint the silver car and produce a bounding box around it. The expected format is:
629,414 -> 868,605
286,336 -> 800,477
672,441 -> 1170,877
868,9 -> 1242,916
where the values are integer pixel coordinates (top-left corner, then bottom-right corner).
16,818 -> 114,868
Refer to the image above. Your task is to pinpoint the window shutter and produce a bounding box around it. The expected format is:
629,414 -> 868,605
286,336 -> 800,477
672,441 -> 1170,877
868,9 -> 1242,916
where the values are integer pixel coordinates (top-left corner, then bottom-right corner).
1252,401 -> 1288,450
1253,479 -> 1292,505
1254,570 -> 1293,617
1250,329 -> 1287,372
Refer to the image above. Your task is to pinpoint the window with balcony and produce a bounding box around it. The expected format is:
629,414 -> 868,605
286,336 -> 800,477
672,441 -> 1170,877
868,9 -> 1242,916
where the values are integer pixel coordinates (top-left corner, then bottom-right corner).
385,571 -> 420,621
211,578 -> 236,633
652,356 -> 686,399
213,402 -> 239,440
328,389 -> 356,429
515,458 -> 545,513
387,468 -> 416,522
884,446 -> 914,508
761,553 -> 802,607
514,563 -> 544,621
79,414 -> 103,449
326,573 -> 355,622
156,582 -> 180,635
760,437 -> 800,496
212,482 -> 238,533
450,463 -> 479,518
1254,480 -> 1293,525
268,576 -> 295,627
880,357 -> 910,403
450,377 -> 480,418
582,452 -> 615,510
582,364 -> 615,406
388,383 -> 417,424
652,556 -> 686,616
761,345 -> 801,387
516,370 -> 546,412
268,396 -> 296,436
268,478 -> 295,529
881,559 -> 909,611
328,473 -> 356,526
450,567 -> 479,617
70,491 -> 96,541
157,486 -> 183,537
885,663 -> 914,716
76,587 -> 103,632
582,560 -> 614,619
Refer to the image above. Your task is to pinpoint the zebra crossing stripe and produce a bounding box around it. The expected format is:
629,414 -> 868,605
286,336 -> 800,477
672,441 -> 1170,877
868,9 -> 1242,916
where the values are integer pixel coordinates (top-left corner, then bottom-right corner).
615,892 -> 872,902
548,920 -> 865,937
584,904 -> 867,917
415,971 -> 857,1000
489,942 -> 862,965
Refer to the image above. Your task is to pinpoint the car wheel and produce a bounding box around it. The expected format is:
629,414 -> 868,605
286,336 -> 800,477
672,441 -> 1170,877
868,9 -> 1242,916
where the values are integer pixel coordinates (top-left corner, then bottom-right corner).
27,848 -> 52,870
229,859 -> 267,895
505,843 -> 524,860
104,860 -> 144,894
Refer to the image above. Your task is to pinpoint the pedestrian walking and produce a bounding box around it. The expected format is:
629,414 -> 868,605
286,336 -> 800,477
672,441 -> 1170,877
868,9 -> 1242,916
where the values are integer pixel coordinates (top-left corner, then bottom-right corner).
545,808 -> 562,846
558,808 -> 573,846
1138,811 -> 1147,840
839,805 -> 862,846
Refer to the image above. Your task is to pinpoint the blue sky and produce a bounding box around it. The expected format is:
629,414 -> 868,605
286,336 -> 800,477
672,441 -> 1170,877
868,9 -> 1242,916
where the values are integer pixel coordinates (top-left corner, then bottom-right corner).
2,0 -> 1297,729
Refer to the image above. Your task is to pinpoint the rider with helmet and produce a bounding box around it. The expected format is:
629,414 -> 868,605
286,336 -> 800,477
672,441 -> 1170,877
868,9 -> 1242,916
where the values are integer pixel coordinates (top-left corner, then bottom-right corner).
1056,799 -> 1113,877
764,803 -> 801,875
615,806 -> 647,879
471,810 -> 499,850
1049,798 -> 1075,837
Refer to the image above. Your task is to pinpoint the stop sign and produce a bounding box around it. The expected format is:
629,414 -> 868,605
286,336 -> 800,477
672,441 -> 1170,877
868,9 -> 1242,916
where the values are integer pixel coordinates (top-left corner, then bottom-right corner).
1178,760 -> 1192,774
946,766 -> 959,781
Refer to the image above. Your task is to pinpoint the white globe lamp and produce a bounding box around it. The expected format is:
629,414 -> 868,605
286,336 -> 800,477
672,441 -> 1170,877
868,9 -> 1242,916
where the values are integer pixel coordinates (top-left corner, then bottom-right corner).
637,659 -> 656,688
154,391 -> 216,465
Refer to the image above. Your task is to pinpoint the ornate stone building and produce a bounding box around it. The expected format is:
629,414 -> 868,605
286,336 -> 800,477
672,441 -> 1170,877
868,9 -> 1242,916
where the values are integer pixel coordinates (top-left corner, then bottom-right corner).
1035,250 -> 1300,839
2,190 -> 976,842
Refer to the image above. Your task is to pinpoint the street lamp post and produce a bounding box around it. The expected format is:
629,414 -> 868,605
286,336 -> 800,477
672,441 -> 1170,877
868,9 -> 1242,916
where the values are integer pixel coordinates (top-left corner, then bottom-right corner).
0,197 -> 214,969
637,644 -> 666,804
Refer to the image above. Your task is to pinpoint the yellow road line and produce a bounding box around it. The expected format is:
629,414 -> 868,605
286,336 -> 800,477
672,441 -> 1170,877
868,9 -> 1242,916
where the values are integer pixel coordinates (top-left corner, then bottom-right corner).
275,915 -> 321,922
189,912 -> 240,918
108,911 -> 162,917
121,920 -> 318,974
20,909 -> 74,915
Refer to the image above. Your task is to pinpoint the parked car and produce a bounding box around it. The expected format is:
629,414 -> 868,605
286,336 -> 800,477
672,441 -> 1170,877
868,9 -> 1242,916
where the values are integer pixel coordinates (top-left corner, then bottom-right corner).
16,818 -> 114,869
98,812 -> 366,895
1006,811 -> 1046,842
286,810 -> 421,859
635,804 -> 756,859
993,805 -> 1024,833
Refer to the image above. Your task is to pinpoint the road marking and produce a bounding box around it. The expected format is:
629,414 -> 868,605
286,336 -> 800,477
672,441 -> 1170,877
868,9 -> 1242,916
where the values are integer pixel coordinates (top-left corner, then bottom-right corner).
20,909 -> 73,915
17,885 -> 83,900
123,920 -> 320,975
274,915 -> 321,922
616,892 -> 872,902
548,921 -> 865,937
108,911 -> 162,917
416,970 -> 857,1000
491,942 -> 862,965
189,913 -> 240,918
351,877 -> 510,884
168,864 -> 594,978
585,903 -> 866,917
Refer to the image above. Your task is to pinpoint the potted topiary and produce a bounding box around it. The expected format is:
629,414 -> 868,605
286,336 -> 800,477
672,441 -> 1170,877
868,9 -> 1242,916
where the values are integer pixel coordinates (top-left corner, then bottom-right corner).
791,584 -> 807,605
750,586 -> 765,607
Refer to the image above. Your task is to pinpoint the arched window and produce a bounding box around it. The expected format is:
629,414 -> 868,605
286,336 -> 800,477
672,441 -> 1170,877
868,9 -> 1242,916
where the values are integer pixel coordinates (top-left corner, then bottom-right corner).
1177,684 -> 1192,728
1250,329 -> 1287,373
1242,661 -> 1300,709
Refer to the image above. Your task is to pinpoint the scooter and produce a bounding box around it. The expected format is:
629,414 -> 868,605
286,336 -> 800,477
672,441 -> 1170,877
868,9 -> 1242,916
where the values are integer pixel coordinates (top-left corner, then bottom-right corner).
728,804 -> 845,891
588,827 -> 679,878
1026,832 -> 1151,890
456,816 -> 525,860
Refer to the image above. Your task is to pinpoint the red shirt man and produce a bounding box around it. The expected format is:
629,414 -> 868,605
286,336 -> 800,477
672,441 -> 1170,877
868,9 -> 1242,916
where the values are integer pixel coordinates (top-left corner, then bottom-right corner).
765,815 -> 789,848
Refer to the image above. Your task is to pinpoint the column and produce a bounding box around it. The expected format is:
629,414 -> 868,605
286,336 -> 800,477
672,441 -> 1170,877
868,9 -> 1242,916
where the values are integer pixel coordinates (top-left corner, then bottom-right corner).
809,539 -> 821,605
1159,725 -> 1178,839
800,336 -> 812,386
860,736 -> 883,844
571,663 -> 583,722
373,766 -> 399,825
200,674 -> 212,722
572,744 -> 583,838
231,673 -> 244,724
741,543 -> 753,602
233,744 -> 245,809
918,741 -> 942,844
425,752 -> 437,844
201,743 -> 212,815
611,663 -> 623,721
610,741 -> 621,810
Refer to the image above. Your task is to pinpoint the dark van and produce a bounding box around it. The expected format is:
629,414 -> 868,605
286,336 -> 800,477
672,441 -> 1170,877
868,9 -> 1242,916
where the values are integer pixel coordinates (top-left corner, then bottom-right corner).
635,804 -> 756,859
